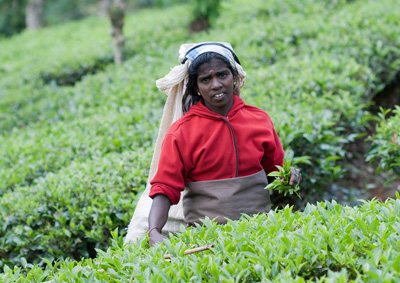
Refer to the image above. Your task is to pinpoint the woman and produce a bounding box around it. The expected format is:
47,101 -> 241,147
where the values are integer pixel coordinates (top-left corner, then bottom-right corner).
146,42 -> 301,246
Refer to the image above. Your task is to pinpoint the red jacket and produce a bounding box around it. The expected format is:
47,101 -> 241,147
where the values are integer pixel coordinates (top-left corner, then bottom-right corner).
149,95 -> 284,204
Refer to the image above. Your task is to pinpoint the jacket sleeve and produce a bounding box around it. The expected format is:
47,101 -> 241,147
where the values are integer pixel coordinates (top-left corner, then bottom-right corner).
149,133 -> 186,205
262,119 -> 285,175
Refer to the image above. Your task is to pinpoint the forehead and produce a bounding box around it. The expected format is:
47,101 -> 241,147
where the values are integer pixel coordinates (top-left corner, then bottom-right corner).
197,58 -> 231,76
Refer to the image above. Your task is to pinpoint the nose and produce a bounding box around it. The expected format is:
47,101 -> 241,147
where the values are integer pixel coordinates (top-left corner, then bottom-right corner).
211,77 -> 222,89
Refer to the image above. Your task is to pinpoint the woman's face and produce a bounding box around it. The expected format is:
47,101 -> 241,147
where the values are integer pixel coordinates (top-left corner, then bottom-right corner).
196,58 -> 235,116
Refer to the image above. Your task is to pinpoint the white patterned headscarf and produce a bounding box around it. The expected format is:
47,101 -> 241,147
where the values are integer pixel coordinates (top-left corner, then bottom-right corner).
156,41 -> 246,121
124,42 -> 246,244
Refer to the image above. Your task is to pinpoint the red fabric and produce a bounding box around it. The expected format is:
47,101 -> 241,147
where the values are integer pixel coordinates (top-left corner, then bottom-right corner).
149,95 -> 284,204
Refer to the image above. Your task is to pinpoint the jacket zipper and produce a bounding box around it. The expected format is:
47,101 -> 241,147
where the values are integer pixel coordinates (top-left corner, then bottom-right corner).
220,117 -> 239,177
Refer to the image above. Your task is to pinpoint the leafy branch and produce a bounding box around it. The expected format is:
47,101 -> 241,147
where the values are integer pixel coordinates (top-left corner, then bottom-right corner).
265,158 -> 301,198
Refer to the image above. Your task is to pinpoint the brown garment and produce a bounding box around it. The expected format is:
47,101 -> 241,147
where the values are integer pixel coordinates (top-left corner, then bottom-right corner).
183,170 -> 271,226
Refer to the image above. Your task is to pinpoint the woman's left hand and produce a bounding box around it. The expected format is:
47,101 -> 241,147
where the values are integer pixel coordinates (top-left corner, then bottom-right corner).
289,167 -> 301,186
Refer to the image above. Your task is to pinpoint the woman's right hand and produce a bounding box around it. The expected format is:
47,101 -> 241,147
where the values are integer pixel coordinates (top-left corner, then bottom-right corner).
148,229 -> 165,247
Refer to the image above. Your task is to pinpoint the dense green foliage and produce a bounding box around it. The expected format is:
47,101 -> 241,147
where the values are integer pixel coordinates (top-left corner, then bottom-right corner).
0,0 -> 96,37
366,106 -> 400,182
190,0 -> 221,31
0,0 -> 184,37
2,197 -> 400,282
0,0 -> 399,279
42,0 -> 97,26
0,0 -> 27,37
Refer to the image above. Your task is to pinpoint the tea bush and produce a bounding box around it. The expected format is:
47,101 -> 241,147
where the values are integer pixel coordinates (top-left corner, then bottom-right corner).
0,0 -> 400,273
0,149 -> 151,268
1,197 -> 400,282
0,56 -> 170,268
189,0 -> 221,32
366,106 -> 400,182
209,0 -> 400,193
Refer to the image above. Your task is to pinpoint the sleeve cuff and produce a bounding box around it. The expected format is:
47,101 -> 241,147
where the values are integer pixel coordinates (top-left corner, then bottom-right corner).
149,184 -> 181,205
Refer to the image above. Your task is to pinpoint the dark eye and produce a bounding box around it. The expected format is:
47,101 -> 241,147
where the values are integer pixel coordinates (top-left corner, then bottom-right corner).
201,78 -> 210,83
219,72 -> 228,78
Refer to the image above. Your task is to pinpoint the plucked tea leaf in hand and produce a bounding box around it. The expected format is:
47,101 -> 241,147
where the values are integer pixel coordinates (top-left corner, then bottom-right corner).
265,159 -> 301,198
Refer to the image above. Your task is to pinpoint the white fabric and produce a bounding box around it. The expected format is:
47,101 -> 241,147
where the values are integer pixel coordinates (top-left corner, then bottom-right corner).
124,83 -> 186,243
124,42 -> 246,244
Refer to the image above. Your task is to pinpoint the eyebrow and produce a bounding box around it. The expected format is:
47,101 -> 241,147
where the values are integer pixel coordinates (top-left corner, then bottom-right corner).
198,69 -> 229,80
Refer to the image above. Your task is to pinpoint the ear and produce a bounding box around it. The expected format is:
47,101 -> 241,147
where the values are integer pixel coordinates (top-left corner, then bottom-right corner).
233,73 -> 240,96
233,74 -> 238,87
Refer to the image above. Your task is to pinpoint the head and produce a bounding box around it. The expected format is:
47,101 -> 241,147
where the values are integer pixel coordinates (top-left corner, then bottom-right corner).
182,52 -> 238,114
156,41 -> 245,120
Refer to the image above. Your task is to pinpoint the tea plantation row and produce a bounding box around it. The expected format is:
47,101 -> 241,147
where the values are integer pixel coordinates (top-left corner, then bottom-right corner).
0,0 -> 399,277
2,197 -> 400,282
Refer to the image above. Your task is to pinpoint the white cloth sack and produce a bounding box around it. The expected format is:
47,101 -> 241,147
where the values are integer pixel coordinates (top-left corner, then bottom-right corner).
124,83 -> 186,243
